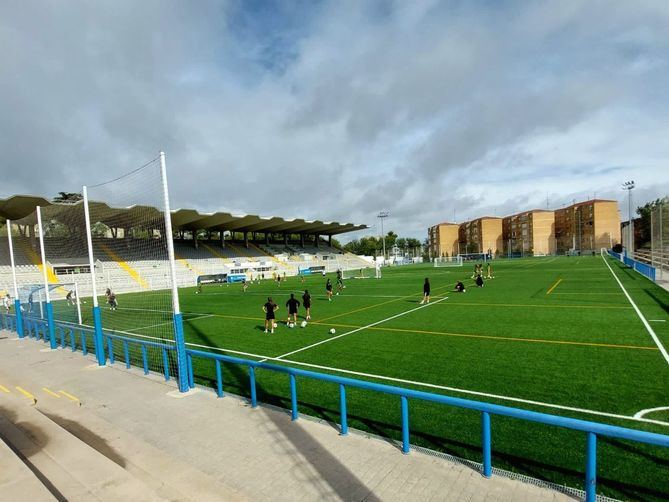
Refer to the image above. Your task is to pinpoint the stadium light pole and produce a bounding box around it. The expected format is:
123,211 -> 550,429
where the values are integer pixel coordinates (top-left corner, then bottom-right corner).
378,211 -> 389,262
622,181 -> 635,255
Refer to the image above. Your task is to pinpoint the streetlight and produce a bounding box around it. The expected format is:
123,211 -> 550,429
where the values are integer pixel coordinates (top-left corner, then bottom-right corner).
621,181 -> 635,255
377,211 -> 389,263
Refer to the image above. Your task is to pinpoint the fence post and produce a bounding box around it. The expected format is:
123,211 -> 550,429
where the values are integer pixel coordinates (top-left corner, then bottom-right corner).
249,366 -> 258,408
400,396 -> 410,454
83,186 -> 106,366
290,374 -> 298,421
159,151 -> 189,393
36,207 -> 56,350
215,359 -> 223,397
6,220 -> 24,338
585,432 -> 597,502
339,384 -> 348,436
481,411 -> 492,477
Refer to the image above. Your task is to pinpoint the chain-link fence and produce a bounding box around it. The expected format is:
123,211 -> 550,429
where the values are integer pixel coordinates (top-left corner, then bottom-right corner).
650,197 -> 669,281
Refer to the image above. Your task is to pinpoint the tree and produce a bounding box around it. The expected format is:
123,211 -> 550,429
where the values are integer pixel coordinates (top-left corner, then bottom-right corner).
635,198 -> 666,249
53,192 -> 83,204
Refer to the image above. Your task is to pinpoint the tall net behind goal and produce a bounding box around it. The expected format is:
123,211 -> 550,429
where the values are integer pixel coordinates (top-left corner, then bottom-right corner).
85,154 -> 186,387
434,256 -> 463,267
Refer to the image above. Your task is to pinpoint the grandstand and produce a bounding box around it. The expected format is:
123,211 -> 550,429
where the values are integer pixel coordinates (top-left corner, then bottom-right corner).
0,194 -> 369,295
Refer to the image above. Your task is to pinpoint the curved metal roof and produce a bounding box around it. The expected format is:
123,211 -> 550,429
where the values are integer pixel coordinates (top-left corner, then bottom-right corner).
0,194 -> 367,235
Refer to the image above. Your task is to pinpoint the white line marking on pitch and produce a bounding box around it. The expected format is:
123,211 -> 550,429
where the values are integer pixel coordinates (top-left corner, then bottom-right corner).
132,314 -> 214,332
649,319 -> 666,322
185,342 -> 669,427
634,406 -> 669,419
600,250 -> 669,366
261,297 -> 448,362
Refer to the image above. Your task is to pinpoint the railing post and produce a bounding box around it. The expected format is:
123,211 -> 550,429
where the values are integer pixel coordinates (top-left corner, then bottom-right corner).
81,330 -> 88,356
585,432 -> 597,502
290,374 -> 298,421
14,300 -> 23,338
215,359 -> 223,397
123,340 -> 130,368
141,345 -> 148,374
249,366 -> 258,408
400,395 -> 410,454
339,384 -> 348,436
187,352 -> 194,389
162,348 -> 170,381
107,337 -> 115,364
481,411 -> 492,477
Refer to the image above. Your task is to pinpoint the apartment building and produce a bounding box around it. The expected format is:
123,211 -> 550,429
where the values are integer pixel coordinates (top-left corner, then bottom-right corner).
458,217 -> 503,256
427,222 -> 460,257
554,199 -> 621,253
502,210 -> 556,256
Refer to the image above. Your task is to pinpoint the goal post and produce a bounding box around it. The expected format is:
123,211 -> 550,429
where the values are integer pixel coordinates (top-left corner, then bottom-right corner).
434,256 -> 463,267
342,266 -> 378,279
18,282 -> 83,327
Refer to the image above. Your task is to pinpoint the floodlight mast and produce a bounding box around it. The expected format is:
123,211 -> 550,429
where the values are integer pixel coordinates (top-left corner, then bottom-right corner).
621,181 -> 635,255
378,211 -> 389,262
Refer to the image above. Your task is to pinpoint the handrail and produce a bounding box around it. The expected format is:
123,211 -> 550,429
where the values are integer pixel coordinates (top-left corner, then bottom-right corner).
186,347 -> 669,502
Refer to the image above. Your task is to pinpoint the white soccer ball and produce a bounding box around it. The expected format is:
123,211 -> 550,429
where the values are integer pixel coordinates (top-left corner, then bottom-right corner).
329,328 -> 336,334
289,323 -> 295,328
300,321 -> 307,328
273,322 -> 278,328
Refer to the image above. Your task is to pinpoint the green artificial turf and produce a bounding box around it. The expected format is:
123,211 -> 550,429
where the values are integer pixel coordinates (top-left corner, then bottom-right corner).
47,254 -> 669,500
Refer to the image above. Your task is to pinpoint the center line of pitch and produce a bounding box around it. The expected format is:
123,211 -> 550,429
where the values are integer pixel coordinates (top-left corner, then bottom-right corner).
263,297 -> 448,362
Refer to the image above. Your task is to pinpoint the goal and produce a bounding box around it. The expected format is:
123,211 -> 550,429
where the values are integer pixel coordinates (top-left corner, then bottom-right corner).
342,267 -> 377,279
434,256 -> 463,267
19,282 -> 83,325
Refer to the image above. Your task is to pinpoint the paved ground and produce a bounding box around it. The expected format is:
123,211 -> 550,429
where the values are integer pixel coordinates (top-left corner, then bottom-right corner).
0,332 -> 576,501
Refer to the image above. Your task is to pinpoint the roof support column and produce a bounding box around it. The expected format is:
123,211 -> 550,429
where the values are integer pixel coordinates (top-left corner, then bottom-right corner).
194,230 -> 198,249
284,233 -> 288,245
244,231 -> 249,248
328,235 -> 332,247
220,231 -> 225,248
265,232 -> 270,245
315,234 -> 319,248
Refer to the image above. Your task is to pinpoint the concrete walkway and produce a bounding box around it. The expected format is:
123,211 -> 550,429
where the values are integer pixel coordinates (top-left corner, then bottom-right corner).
0,333 -> 575,501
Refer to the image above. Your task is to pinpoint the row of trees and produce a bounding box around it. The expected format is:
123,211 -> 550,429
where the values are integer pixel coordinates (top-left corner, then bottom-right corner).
342,231 -> 422,257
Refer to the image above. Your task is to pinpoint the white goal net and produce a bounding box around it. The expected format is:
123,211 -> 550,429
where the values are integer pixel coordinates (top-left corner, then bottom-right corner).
434,256 -> 463,267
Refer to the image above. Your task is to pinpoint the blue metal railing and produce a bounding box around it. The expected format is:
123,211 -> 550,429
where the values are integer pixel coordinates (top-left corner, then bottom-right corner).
609,250 -> 657,281
186,348 -> 669,502
3,310 -> 668,500
103,330 -> 175,381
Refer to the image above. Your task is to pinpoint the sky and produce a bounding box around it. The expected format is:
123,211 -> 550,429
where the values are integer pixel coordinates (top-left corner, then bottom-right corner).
1,0 -> 668,242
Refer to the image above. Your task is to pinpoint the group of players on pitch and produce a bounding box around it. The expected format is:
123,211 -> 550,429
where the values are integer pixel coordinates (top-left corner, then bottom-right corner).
421,262 -> 494,303
261,269 -> 346,333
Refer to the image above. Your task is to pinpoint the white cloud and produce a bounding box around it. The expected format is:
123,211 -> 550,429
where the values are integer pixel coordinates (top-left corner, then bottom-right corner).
1,0 -> 668,242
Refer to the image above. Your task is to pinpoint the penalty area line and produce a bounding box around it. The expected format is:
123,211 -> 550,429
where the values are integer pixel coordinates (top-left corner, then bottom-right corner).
261,296 -> 449,362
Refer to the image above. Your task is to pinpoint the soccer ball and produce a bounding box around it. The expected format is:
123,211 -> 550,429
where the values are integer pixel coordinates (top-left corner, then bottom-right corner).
273,322 -> 278,328
289,322 -> 295,328
336,292 -> 339,296
329,328 -> 336,334
300,321 -> 307,328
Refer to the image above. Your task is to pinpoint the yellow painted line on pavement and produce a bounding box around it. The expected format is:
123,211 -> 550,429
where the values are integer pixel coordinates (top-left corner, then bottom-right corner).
546,278 -> 562,295
42,387 -> 61,398
16,386 -> 35,400
59,390 -> 80,402
0,384 -> 10,393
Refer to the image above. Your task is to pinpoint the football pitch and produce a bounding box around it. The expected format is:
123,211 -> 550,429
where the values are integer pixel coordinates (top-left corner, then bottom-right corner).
56,253 -> 669,500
